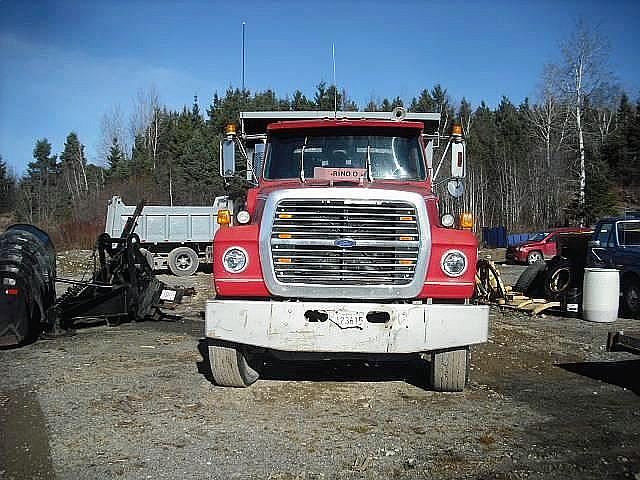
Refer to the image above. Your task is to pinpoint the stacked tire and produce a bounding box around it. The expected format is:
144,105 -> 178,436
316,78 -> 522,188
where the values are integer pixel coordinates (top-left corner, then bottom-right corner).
0,225 -> 56,346
514,255 -> 581,300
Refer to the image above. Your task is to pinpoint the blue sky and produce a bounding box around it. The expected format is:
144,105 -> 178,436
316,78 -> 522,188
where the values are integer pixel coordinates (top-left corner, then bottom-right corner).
1,0 -> 639,175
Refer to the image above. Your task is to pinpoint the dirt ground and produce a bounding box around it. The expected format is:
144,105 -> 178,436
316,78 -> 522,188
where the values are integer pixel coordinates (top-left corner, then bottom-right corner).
1,261 -> 639,479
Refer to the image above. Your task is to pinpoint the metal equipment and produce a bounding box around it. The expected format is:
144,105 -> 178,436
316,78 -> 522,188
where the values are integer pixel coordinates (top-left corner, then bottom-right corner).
55,201 -> 184,329
1,201 -> 189,347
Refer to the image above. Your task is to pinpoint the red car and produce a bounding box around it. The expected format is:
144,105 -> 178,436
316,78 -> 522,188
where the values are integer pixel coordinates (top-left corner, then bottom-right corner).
506,228 -> 592,264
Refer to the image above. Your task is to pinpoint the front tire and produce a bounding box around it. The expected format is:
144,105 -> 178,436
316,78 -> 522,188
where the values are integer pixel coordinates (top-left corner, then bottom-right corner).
430,348 -> 469,392
208,343 -> 259,387
527,250 -> 544,265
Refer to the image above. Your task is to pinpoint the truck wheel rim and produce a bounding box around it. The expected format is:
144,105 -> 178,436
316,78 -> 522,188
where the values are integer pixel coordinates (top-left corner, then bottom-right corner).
549,268 -> 570,293
176,254 -> 192,270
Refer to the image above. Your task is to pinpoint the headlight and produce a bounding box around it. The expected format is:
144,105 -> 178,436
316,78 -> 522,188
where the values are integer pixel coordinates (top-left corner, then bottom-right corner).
222,247 -> 248,273
441,214 -> 455,228
441,250 -> 467,277
236,210 -> 251,224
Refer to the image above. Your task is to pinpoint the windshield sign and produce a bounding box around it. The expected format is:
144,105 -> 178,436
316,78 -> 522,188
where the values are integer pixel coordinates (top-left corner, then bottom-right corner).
264,131 -> 426,181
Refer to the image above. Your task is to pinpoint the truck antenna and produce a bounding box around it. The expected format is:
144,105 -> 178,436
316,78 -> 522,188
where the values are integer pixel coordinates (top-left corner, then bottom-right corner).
242,22 -> 246,92
332,42 -> 337,118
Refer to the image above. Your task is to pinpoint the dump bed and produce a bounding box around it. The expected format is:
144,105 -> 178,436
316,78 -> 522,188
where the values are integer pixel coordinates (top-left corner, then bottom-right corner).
105,196 -> 232,243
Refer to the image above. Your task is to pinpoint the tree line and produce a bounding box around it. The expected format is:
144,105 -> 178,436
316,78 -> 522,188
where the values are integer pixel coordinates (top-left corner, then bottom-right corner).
0,23 -> 638,244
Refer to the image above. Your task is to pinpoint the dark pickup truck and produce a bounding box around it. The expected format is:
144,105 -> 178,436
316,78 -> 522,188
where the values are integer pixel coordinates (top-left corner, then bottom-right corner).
588,215 -> 640,316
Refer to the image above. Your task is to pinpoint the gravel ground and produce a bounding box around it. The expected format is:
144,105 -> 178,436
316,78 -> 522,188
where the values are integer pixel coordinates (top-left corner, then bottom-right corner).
1,263 -> 639,479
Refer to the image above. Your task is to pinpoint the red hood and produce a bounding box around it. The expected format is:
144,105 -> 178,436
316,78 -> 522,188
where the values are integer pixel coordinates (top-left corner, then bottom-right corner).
245,179 -> 440,224
256,179 -> 434,198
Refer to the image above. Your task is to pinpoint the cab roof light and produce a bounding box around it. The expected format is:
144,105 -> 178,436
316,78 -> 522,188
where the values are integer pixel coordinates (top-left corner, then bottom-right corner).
224,123 -> 237,136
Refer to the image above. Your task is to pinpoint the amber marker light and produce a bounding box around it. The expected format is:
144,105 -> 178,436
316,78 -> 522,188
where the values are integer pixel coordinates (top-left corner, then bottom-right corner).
399,236 -> 414,241
217,209 -> 231,226
278,233 -> 293,239
224,123 -> 237,136
277,258 -> 292,263
399,260 -> 414,265
460,212 -> 474,229
278,213 -> 293,219
399,216 -> 413,221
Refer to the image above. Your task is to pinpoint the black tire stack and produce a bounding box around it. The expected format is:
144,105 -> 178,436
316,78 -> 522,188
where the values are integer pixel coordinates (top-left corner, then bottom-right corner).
0,225 -> 56,346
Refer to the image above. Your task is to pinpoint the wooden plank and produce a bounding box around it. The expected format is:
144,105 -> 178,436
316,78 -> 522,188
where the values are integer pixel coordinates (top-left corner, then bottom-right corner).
515,299 -> 534,308
532,302 -> 561,315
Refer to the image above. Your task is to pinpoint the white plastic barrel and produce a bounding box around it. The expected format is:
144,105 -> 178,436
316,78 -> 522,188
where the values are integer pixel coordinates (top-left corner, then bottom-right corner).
582,268 -> 620,323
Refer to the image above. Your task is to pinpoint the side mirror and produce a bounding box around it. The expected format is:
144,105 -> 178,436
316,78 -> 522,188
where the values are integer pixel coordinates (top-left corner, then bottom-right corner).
451,142 -> 466,178
220,138 -> 236,178
588,240 -> 601,248
253,143 -> 266,180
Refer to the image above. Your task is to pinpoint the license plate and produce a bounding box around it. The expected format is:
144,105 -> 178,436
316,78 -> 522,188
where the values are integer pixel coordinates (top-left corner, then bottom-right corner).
160,289 -> 177,301
330,311 -> 366,329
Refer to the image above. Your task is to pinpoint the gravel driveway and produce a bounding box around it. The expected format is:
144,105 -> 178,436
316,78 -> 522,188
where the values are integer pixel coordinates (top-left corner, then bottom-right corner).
1,267 -> 639,479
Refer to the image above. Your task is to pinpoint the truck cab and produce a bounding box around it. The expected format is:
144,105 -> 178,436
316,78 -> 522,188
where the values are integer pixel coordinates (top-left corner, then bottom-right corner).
589,215 -> 640,315
205,110 -> 489,391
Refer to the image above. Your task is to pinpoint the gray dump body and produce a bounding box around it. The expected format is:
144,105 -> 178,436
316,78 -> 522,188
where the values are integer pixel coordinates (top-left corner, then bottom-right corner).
105,196 -> 233,276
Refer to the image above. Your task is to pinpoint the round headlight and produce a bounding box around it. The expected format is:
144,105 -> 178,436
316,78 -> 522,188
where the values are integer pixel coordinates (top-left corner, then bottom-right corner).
441,250 -> 467,277
222,247 -> 248,273
441,214 -> 455,228
236,210 -> 251,224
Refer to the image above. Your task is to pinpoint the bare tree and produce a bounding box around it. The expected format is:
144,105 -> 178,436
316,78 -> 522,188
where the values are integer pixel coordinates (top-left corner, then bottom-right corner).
545,21 -> 613,225
130,87 -> 161,170
98,105 -> 130,165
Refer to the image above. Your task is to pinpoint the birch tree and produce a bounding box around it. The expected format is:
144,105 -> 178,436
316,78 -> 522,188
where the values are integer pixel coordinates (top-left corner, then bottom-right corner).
546,21 -> 612,225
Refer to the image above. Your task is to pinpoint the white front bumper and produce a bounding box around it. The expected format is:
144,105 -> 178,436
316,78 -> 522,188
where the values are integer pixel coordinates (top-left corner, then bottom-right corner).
205,300 -> 489,354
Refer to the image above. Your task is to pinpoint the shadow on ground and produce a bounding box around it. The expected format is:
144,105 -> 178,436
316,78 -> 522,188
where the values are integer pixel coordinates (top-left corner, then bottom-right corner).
196,339 -> 432,390
558,359 -> 640,395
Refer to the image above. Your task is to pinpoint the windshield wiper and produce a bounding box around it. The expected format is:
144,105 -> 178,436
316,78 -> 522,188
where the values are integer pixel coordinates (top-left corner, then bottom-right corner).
299,136 -> 308,183
366,144 -> 374,182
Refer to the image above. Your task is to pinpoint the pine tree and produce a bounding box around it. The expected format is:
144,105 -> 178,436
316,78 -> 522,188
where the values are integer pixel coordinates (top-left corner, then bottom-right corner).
0,155 -> 17,213
60,132 -> 89,203
106,137 -> 128,178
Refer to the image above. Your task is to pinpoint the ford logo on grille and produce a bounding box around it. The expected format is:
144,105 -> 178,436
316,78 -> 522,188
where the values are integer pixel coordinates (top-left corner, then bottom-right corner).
335,238 -> 356,248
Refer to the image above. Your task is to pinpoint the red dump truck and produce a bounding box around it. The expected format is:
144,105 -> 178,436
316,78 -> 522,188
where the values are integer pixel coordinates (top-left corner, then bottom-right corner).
205,109 -> 489,391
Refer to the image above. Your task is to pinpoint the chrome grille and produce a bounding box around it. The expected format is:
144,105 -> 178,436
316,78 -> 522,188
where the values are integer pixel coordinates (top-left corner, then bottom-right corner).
271,199 -> 420,285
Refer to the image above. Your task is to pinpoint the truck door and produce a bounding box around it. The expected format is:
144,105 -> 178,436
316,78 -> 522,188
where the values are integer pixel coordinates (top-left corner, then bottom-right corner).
543,233 -> 557,259
613,220 -> 640,268
590,222 -> 615,265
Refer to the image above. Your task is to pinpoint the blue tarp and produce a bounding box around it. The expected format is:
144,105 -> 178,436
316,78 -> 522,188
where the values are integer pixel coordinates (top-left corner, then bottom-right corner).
507,233 -> 534,246
482,228 -> 534,248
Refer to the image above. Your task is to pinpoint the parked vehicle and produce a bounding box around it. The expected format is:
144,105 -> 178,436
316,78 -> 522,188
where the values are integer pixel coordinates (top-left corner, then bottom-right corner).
506,227 -> 592,265
105,196 -> 233,276
204,109 -> 489,391
589,215 -> 640,316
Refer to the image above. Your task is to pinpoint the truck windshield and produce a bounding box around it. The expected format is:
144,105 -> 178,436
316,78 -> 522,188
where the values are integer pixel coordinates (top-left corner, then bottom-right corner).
264,128 -> 426,181
617,220 -> 640,246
